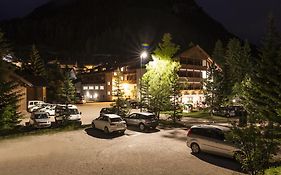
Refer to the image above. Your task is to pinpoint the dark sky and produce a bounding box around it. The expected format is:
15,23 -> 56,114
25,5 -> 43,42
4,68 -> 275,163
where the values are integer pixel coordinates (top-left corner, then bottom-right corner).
0,0 -> 280,44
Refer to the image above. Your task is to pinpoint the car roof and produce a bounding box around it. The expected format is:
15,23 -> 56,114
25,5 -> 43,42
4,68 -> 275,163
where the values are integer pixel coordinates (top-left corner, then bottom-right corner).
191,124 -> 231,132
131,112 -> 154,116
103,114 -> 121,118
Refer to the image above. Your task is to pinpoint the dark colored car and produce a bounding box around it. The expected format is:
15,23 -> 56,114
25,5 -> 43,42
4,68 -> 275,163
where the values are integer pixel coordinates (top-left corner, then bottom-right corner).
100,107 -> 126,117
123,112 -> 158,131
212,106 -> 245,117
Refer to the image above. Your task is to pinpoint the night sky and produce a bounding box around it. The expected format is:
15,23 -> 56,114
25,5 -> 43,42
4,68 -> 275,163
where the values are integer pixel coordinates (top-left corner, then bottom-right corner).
0,0 -> 280,45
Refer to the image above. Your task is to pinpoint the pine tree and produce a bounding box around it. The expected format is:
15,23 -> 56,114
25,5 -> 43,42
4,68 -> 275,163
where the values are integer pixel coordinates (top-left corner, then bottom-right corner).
29,44 -> 46,77
170,68 -> 182,123
204,62 -> 224,110
242,15 -> 281,124
141,33 -> 180,118
57,75 -> 76,104
112,67 -> 125,113
0,30 -> 21,130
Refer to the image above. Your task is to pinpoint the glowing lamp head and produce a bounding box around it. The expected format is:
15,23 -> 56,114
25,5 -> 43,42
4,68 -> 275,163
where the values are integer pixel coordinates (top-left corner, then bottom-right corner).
140,51 -> 148,59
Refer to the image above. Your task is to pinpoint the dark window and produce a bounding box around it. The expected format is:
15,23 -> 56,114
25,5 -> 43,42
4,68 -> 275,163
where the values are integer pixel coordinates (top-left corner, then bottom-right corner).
210,129 -> 225,141
129,114 -> 137,119
110,118 -> 122,122
193,72 -> 202,78
179,70 -> 186,77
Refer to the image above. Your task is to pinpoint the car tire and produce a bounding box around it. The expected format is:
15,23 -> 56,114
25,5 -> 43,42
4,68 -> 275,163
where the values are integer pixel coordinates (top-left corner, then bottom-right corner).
104,127 -> 109,134
191,143 -> 200,154
139,123 -> 145,131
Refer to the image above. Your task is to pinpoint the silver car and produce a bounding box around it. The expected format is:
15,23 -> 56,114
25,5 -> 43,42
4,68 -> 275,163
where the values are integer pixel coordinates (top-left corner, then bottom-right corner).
29,112 -> 52,128
123,112 -> 158,131
92,114 -> 127,134
186,125 -> 240,159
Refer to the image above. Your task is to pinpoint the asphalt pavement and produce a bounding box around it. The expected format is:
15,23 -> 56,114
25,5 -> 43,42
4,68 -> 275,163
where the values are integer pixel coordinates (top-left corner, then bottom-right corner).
0,125 -> 243,175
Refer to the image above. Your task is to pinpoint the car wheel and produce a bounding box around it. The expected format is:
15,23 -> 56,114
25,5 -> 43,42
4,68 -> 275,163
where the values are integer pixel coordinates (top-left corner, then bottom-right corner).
92,122 -> 96,129
139,123 -> 145,131
191,143 -> 200,154
104,127 -> 109,134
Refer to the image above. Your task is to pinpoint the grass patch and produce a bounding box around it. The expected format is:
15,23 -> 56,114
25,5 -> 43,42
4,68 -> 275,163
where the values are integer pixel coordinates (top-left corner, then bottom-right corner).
159,119 -> 186,128
0,123 -> 91,140
265,166 -> 281,175
182,111 -> 230,122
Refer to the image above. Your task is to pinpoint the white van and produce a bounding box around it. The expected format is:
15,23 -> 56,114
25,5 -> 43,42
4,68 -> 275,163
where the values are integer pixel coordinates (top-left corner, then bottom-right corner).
28,100 -> 45,112
55,104 -> 82,123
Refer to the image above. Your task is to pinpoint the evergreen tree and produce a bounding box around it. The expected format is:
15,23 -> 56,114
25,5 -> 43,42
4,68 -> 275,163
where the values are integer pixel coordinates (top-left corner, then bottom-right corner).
212,40 -> 225,65
112,68 -> 126,113
28,44 -> 46,77
0,30 -> 21,130
142,33 -> 180,118
242,15 -> 281,124
57,75 -> 76,104
204,62 -> 224,110
170,68 -> 182,123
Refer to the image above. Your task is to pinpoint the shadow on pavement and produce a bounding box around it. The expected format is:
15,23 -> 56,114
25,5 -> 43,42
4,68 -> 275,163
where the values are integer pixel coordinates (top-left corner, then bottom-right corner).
84,128 -> 124,139
192,152 -> 242,173
126,126 -> 160,133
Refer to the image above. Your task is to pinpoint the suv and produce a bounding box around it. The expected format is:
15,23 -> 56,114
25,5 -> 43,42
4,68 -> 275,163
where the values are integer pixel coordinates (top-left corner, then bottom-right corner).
186,125 -> 239,159
123,112 -> 158,131
92,114 -> 127,134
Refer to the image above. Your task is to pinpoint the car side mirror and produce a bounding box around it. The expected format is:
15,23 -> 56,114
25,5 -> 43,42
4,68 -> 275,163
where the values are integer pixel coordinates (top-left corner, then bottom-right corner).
80,112 -> 82,115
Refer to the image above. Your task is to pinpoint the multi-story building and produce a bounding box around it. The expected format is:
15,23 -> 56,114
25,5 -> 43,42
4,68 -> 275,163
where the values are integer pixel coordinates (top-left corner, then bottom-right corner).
78,45 -> 217,106
178,45 -> 217,107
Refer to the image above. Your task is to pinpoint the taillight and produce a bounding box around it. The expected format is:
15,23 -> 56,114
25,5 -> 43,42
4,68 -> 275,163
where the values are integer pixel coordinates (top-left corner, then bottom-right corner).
187,129 -> 191,136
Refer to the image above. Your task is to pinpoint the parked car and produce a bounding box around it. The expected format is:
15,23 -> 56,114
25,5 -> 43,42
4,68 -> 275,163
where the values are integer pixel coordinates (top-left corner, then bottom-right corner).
29,112 -> 51,128
38,104 -> 56,116
92,114 -> 127,134
123,112 -> 158,131
55,104 -> 82,124
212,106 -> 245,117
128,100 -> 140,109
100,107 -> 127,117
28,100 -> 45,112
186,125 -> 240,159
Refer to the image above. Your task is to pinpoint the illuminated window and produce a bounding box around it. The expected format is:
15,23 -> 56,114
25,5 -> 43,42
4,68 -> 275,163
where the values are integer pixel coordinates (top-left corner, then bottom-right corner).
108,91 -> 111,95
83,86 -> 88,90
114,72 -> 117,76
121,67 -> 124,72
108,82 -> 111,85
100,86 -> 104,90
89,86 -> 94,90
121,76 -> 124,81
95,86 -> 99,90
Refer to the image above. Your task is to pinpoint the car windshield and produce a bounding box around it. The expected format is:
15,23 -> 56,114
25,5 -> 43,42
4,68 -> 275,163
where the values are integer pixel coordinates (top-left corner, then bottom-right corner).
110,117 -> 122,122
68,109 -> 79,115
34,114 -> 48,119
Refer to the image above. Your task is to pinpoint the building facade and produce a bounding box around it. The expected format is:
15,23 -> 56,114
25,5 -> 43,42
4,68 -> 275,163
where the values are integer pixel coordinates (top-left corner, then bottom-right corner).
178,45 -> 217,107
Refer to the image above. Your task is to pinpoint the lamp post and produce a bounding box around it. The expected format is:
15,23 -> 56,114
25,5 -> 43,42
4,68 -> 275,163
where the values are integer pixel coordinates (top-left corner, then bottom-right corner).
140,51 -> 148,112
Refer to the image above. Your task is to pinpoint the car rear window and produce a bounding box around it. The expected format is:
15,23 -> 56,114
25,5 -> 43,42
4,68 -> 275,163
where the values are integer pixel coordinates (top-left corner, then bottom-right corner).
110,117 -> 122,122
34,114 -> 48,119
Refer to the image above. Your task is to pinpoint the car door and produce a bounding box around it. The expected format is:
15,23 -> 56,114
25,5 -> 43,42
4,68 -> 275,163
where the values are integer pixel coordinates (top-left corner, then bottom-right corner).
203,129 -> 233,157
126,113 -> 136,125
94,116 -> 103,130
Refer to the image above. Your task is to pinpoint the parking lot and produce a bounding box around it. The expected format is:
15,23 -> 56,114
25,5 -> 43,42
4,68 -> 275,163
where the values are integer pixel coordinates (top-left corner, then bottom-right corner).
0,125 -> 242,175
8,102 -> 245,175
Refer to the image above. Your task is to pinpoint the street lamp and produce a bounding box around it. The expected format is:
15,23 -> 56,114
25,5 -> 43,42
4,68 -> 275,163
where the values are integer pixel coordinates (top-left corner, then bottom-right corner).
140,50 -> 148,112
